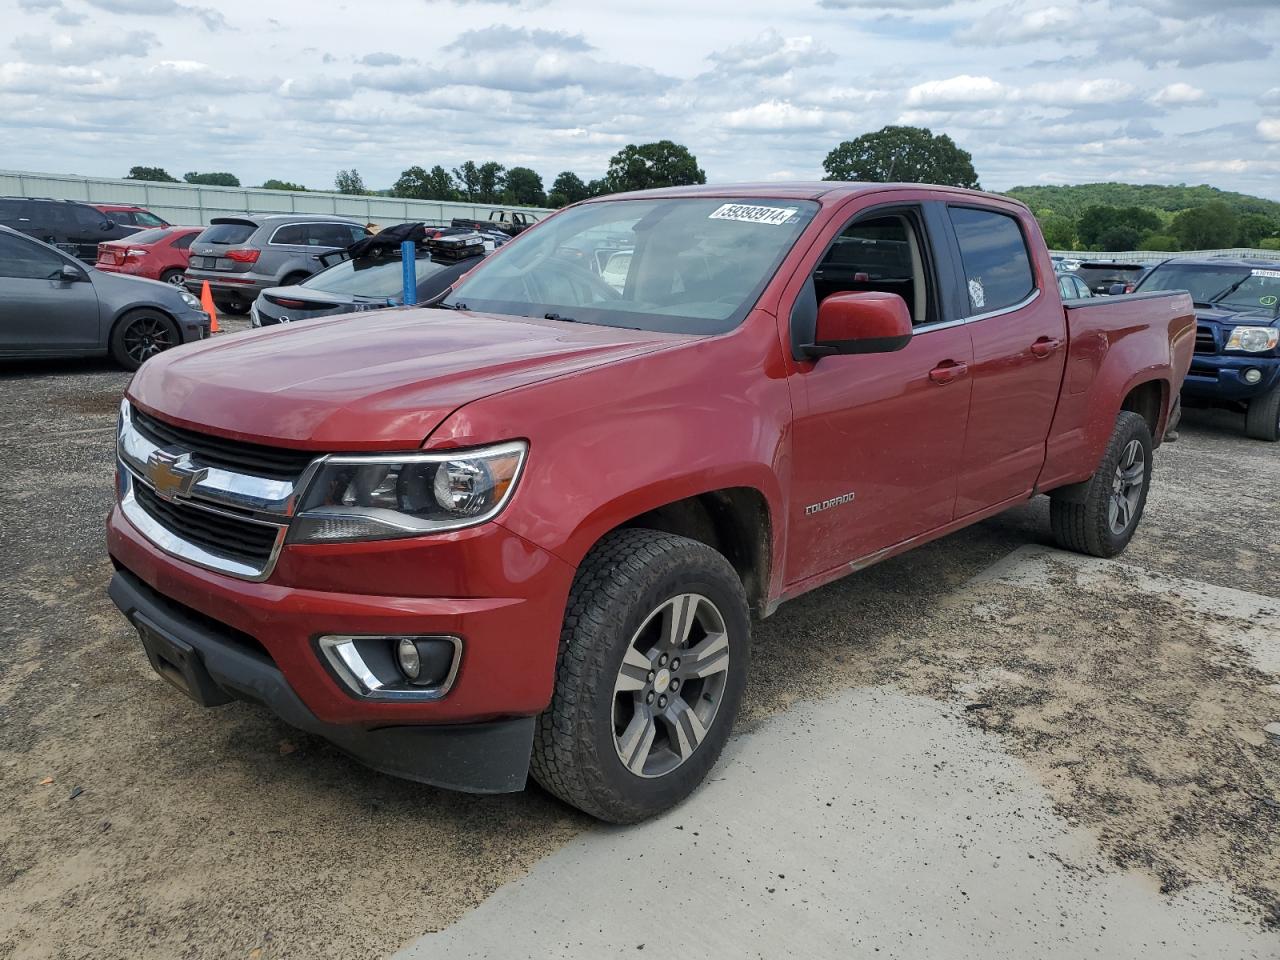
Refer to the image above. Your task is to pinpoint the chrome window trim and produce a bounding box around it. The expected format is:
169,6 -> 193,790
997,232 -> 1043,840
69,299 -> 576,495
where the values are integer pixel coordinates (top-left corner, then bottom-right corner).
119,471 -> 287,582
963,286 -> 1042,324
318,635 -> 462,701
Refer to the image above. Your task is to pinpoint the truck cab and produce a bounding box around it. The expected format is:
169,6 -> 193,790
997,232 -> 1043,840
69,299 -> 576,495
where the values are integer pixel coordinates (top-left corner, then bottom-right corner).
1134,258 -> 1280,440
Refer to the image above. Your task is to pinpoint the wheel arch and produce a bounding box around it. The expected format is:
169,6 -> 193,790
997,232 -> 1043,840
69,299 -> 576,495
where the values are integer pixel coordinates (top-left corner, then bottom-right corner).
107,304 -> 180,344
1119,377 -> 1168,446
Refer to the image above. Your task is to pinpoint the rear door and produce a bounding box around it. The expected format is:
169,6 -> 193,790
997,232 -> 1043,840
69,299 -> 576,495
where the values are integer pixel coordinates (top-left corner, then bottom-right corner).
0,232 -> 100,352
783,199 -> 975,585
946,204 -> 1068,515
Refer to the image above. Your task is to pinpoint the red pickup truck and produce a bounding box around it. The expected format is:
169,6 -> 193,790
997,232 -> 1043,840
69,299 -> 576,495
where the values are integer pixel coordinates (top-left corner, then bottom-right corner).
107,183 -> 1194,823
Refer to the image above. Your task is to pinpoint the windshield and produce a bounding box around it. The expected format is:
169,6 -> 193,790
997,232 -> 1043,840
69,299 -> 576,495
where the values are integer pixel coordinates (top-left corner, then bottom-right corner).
301,255 -> 460,298
1138,264 -> 1280,311
1075,265 -> 1144,286
443,197 -> 819,333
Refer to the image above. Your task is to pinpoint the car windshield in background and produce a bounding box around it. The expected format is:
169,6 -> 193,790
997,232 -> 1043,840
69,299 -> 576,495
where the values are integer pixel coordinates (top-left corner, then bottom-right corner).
1139,263 -> 1280,311
1075,265 -> 1145,286
122,227 -> 173,245
443,197 -> 820,334
196,222 -> 256,245
301,256 -> 461,299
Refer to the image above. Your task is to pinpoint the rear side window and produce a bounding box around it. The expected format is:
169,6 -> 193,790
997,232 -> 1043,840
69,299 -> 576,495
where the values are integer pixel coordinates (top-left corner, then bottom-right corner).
0,232 -> 65,279
271,223 -> 307,245
949,206 -> 1035,316
196,222 -> 257,245
304,223 -> 359,247
172,232 -> 196,250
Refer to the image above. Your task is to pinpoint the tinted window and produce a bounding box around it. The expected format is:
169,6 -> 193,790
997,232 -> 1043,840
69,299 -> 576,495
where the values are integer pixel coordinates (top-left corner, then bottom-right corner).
73,204 -> 108,230
124,227 -> 172,245
0,232 -> 66,279
446,197 -> 818,334
271,224 -> 306,245
0,198 -> 29,220
304,223 -> 358,247
196,222 -> 257,245
172,232 -> 196,250
949,206 -> 1035,315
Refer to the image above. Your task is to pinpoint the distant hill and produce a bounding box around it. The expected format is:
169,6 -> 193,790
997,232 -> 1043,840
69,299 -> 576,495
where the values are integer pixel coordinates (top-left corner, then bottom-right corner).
1004,183 -> 1280,221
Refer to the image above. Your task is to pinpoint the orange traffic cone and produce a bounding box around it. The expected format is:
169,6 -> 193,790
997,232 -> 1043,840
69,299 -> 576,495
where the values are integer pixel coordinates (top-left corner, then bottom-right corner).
200,281 -> 219,333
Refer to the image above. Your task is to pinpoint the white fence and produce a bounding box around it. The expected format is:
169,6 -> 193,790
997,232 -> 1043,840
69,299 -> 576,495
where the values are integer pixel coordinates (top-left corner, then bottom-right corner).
1051,247 -> 1280,263
0,168 -> 554,228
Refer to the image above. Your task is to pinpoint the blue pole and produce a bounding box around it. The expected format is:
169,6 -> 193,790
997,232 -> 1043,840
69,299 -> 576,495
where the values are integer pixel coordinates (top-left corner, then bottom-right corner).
401,240 -> 417,306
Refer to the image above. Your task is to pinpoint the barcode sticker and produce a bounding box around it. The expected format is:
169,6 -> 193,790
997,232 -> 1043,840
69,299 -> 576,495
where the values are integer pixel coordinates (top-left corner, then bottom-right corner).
708,203 -> 799,226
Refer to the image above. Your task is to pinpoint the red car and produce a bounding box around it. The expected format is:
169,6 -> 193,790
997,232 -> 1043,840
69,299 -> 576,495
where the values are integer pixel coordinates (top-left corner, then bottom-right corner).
107,183 -> 1194,823
95,226 -> 202,287
93,204 -> 171,232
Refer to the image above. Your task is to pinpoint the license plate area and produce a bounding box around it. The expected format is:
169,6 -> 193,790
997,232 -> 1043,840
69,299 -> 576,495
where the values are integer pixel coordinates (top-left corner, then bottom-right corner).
134,613 -> 233,707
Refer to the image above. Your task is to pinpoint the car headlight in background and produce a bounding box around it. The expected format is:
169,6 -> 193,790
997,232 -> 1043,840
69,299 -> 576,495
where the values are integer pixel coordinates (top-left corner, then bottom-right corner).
180,290 -> 203,312
1225,325 -> 1279,353
288,441 -> 528,543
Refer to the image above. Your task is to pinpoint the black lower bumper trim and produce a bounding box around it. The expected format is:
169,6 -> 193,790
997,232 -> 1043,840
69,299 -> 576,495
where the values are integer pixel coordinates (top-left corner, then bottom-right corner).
107,568 -> 534,794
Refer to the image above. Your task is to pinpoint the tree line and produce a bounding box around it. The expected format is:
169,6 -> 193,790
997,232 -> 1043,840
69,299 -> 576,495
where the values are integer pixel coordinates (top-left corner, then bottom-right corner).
122,125 -> 1279,250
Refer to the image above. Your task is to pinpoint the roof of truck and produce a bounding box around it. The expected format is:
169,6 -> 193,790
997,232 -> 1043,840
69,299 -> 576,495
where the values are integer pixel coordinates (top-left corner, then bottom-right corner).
590,182 -> 1026,208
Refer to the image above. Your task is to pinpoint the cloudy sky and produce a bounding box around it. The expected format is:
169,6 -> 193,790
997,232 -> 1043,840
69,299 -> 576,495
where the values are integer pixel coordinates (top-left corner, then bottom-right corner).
2,0 -> 1278,199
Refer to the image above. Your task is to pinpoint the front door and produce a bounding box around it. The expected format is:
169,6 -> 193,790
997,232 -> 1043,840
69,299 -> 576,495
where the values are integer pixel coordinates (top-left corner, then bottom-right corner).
0,233 -> 100,352
945,204 -> 1068,515
783,203 -> 974,587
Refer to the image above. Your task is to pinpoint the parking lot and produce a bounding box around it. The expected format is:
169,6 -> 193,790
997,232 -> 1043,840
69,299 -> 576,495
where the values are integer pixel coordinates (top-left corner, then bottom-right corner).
1,319 -> 1278,959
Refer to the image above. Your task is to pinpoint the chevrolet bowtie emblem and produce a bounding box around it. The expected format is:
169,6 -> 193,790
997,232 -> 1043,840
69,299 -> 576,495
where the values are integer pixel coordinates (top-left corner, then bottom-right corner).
145,449 -> 208,501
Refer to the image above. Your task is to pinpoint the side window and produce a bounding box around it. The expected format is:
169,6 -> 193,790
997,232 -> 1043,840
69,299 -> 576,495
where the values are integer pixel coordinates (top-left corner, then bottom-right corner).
0,233 -> 66,279
948,206 -> 1035,316
345,224 -> 366,244
172,232 -> 195,250
73,205 -> 109,231
303,223 -> 350,247
271,224 -> 306,245
135,211 -> 165,227
811,211 -> 932,326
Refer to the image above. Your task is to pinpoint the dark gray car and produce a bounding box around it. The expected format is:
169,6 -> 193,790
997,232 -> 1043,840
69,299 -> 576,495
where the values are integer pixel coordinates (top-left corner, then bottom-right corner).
0,225 -> 210,370
184,214 -> 368,315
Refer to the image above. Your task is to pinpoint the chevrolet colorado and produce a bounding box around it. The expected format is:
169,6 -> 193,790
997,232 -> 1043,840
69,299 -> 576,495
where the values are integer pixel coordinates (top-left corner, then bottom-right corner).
107,183 -> 1194,823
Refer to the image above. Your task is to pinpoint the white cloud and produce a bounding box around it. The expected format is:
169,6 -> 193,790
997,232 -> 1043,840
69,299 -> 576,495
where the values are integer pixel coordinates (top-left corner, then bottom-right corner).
707,30 -> 834,76
906,75 -> 1007,107
1149,82 -> 1211,106
1020,78 -> 1138,105
723,100 -> 828,132
954,4 -> 1078,45
1259,119 -> 1280,142
11,30 -> 157,65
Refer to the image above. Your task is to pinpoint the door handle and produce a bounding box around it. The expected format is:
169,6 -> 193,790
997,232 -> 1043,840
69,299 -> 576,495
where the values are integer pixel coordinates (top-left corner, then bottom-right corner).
929,360 -> 968,384
1030,337 -> 1063,358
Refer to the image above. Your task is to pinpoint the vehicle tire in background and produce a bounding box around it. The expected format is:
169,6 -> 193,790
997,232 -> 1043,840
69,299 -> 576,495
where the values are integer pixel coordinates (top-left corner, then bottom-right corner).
1244,385 -> 1280,442
281,272 -> 311,287
160,268 -> 186,288
109,309 -> 180,371
531,529 -> 750,824
1050,410 -> 1153,558
219,300 -> 251,315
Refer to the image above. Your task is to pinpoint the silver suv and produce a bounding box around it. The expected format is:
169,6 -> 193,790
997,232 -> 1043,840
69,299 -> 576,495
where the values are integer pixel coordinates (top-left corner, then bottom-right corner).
183,214 -> 368,314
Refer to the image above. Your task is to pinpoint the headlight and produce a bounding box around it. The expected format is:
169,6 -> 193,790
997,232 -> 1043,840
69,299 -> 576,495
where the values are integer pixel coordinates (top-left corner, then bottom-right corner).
180,290 -> 203,311
1225,325 -> 1279,353
288,441 -> 527,543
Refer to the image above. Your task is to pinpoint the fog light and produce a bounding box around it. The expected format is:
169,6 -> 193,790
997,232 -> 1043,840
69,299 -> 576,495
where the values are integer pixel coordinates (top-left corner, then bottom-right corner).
1244,368 -> 1263,385
396,638 -> 421,680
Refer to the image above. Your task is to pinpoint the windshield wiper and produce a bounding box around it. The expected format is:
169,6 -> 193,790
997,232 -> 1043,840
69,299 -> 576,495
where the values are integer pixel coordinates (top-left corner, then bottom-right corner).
1207,275 -> 1251,304
544,312 -> 576,323
434,300 -> 467,311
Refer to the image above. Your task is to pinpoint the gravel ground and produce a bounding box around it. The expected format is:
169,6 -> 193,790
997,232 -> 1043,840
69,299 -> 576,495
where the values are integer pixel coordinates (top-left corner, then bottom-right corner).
0,322 -> 1277,958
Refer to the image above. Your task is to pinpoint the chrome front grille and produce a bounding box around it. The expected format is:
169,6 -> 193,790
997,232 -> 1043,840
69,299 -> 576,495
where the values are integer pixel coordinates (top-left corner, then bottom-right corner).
117,401 -> 313,581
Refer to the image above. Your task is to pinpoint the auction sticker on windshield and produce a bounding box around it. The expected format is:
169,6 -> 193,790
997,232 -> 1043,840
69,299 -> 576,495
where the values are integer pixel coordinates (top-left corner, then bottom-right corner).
709,203 -> 799,226
1252,269 -> 1280,279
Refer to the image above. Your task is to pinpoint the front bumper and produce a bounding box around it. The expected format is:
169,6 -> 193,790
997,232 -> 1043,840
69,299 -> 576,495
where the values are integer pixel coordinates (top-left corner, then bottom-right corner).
175,306 -> 212,343
1182,355 -> 1280,403
108,568 -> 536,792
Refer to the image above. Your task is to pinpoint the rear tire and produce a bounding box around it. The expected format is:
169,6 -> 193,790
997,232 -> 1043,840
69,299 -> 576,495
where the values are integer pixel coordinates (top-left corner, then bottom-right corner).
219,300 -> 250,316
531,529 -> 750,824
281,272 -> 311,287
1050,411 -> 1153,558
108,309 -> 180,371
159,268 -> 186,287
1244,384 -> 1280,442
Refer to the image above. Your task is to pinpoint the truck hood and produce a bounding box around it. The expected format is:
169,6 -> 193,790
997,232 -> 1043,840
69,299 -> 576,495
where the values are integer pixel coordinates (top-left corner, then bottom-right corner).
1195,306 -> 1279,326
128,308 -> 686,449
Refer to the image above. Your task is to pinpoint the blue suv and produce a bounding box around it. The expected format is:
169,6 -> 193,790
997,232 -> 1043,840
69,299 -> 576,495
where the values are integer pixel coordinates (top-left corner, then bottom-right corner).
1134,258 -> 1280,441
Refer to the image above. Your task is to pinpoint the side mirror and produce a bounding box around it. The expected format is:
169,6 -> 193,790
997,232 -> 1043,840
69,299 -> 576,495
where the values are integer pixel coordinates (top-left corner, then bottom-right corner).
55,264 -> 86,283
1107,283 -> 1128,296
101,219 -> 114,231
802,291 -> 913,360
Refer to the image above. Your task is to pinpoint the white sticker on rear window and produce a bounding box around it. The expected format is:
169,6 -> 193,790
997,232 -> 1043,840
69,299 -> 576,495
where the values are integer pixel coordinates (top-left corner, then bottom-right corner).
1251,269 -> 1280,279
708,203 -> 799,226
968,278 -> 986,309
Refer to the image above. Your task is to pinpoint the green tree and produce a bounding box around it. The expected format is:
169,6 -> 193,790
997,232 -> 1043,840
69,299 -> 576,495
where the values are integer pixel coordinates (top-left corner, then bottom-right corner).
1261,238 -> 1280,251
1171,202 -> 1239,250
1236,213 -> 1278,247
261,179 -> 306,191
184,171 -> 240,187
453,161 -> 481,201
1037,212 -> 1077,249
548,171 -> 589,207
425,165 -> 458,201
334,169 -> 367,195
1075,205 -> 1162,248
604,141 -> 706,192
476,162 -> 506,204
503,166 -> 546,206
585,178 -> 609,198
1138,234 -> 1180,251
822,125 -> 979,189
391,165 -> 432,199
126,165 -> 178,182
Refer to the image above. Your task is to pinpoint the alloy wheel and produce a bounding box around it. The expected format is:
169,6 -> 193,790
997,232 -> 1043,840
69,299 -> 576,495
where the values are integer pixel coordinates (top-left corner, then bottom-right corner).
121,316 -> 175,365
611,593 -> 731,779
1108,438 -> 1145,535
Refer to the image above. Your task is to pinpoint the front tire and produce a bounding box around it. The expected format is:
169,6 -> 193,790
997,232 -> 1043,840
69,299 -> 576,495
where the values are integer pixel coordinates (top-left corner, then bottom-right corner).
159,268 -> 186,287
1244,384 -> 1280,442
531,529 -> 750,823
1050,411 -> 1153,558
108,310 -> 180,371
